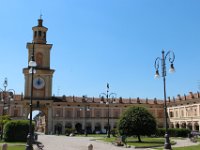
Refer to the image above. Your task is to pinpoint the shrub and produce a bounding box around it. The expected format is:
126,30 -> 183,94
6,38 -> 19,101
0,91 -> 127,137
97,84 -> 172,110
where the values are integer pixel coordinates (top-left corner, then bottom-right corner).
156,128 -> 190,137
4,120 -> 34,142
65,128 -> 75,135
111,128 -> 118,137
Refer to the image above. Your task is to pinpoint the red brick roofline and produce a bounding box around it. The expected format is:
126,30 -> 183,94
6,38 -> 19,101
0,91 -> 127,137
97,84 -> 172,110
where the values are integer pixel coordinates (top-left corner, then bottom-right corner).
12,91 -> 200,105
12,94 -> 164,105
11,93 -> 23,101
169,91 -> 200,102
53,95 -> 164,105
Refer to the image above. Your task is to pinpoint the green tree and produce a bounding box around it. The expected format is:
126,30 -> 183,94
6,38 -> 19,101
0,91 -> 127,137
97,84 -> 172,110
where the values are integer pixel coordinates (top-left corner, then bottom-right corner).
0,115 -> 11,126
0,115 -> 11,129
118,106 -> 157,142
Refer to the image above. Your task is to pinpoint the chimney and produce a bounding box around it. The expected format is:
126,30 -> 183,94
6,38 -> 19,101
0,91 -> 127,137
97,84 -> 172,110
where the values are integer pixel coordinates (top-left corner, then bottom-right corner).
189,92 -> 194,99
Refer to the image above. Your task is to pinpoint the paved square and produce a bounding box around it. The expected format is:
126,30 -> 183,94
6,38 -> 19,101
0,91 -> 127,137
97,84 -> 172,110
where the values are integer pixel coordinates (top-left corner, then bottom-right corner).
34,134 -> 199,150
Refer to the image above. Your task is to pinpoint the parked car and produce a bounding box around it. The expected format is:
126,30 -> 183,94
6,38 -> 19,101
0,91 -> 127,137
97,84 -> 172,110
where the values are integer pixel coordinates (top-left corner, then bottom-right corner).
191,131 -> 200,136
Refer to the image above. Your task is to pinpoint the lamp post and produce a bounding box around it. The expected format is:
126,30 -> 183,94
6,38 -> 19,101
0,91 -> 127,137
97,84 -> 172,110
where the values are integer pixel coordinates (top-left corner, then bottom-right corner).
26,43 -> 37,150
154,50 -> 175,150
0,78 -> 15,140
80,95 -> 90,136
100,83 -> 116,138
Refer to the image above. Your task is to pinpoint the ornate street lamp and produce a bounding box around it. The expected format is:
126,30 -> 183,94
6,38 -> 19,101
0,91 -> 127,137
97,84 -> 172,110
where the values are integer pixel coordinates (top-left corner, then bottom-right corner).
0,78 -> 15,140
154,50 -> 175,150
26,43 -> 37,150
80,95 -> 90,136
100,83 -> 116,138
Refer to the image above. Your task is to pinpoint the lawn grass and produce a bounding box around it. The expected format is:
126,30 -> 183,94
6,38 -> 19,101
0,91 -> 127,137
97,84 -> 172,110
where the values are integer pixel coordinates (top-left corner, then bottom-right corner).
97,136 -> 176,148
168,137 -> 200,150
1,134 -> 199,149
1,145 -> 25,150
0,141 -> 25,145
77,134 -> 178,148
155,144 -> 200,150
172,145 -> 200,150
155,137 -> 200,150
127,137 -> 166,148
76,134 -> 106,137
0,141 -> 25,150
0,145 -> 25,150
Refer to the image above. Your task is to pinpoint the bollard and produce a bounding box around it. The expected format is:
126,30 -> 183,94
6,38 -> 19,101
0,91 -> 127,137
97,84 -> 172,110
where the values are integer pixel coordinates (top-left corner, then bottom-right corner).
88,144 -> 93,150
2,143 -> 7,150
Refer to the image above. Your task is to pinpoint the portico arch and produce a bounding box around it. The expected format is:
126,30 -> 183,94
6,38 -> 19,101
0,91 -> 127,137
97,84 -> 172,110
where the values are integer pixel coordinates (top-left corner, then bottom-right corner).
86,122 -> 92,134
187,122 -> 192,130
194,122 -> 199,131
181,122 -> 186,129
75,123 -> 82,134
24,103 -> 49,134
175,123 -> 180,128
94,122 -> 101,133
65,122 -> 72,128
54,123 -> 62,135
170,123 -> 174,128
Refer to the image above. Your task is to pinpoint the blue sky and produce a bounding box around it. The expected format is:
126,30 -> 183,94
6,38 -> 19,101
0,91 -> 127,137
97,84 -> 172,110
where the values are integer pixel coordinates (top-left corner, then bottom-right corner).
0,0 -> 199,99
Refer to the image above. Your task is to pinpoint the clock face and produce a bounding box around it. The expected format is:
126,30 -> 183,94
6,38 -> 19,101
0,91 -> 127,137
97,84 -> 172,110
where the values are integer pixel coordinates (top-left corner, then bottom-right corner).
33,77 -> 45,89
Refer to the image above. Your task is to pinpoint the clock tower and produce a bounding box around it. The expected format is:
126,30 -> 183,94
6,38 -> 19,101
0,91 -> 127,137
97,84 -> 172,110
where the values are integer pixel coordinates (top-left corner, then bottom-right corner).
23,18 -> 54,100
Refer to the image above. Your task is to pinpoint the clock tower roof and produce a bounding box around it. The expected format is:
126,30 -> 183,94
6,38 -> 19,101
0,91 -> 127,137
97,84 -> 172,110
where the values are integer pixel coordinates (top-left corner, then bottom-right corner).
32,17 -> 48,44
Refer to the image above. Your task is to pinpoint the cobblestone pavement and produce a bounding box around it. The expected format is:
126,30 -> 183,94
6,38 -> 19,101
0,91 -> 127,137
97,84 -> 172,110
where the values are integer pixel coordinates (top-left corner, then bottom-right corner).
34,134 -> 199,150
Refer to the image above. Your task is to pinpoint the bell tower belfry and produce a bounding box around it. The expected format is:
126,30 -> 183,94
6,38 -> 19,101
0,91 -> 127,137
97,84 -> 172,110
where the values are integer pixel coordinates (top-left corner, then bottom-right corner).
23,18 -> 55,100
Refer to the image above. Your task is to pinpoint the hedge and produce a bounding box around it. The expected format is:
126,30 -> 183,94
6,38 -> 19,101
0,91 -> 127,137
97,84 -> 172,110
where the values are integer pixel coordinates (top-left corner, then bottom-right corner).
3,120 -> 34,142
156,128 -> 190,137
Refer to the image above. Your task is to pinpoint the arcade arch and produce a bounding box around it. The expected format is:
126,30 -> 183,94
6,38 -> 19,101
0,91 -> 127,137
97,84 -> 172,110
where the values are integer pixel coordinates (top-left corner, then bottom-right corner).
85,122 -> 92,134
27,109 -> 47,134
187,123 -> 192,130
75,123 -> 82,134
181,122 -> 186,128
175,123 -> 180,128
54,123 -> 62,135
194,122 -> 199,131
24,103 -> 49,134
170,123 -> 174,128
65,122 -> 72,128
94,122 -> 101,133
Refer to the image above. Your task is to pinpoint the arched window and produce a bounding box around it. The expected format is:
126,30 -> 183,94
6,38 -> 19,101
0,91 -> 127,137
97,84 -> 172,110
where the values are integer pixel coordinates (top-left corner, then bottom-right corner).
34,31 -> 37,37
39,31 -> 42,37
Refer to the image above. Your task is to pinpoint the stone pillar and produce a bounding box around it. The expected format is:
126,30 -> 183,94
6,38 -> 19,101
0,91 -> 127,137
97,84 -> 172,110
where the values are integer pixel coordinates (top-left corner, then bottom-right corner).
2,143 -> 7,150
48,107 -> 53,134
62,121 -> 65,134
88,144 -> 93,150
